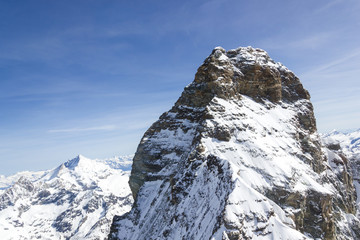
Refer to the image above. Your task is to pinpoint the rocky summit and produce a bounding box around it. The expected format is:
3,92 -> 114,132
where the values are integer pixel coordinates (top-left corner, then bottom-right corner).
109,46 -> 360,239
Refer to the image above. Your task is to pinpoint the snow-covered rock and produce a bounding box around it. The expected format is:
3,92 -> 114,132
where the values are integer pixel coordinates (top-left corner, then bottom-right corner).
0,155 -> 133,240
322,129 -> 360,219
110,47 -> 360,239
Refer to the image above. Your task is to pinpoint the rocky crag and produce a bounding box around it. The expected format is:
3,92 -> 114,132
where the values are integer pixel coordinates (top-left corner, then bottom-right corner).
110,46 -> 360,239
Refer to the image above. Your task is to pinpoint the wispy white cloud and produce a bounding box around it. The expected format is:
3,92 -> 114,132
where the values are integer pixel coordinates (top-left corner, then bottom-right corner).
48,125 -> 117,133
287,32 -> 336,49
301,48 -> 360,76
314,0 -> 345,14
259,31 -> 338,51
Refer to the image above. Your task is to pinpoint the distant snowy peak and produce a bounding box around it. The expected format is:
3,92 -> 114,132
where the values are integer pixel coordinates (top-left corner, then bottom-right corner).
0,155 -> 133,240
63,154 -> 84,169
1,155 -> 133,191
322,129 -> 360,158
62,154 -> 133,171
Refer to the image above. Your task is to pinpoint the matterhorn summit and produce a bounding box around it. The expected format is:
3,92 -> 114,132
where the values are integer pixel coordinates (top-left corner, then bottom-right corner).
109,46 -> 360,239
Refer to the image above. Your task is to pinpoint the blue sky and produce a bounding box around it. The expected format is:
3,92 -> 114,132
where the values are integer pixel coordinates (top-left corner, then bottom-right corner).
1,0 -> 359,175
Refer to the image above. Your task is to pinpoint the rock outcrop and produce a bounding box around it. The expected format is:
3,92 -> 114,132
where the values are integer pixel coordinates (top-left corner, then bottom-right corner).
110,46 -> 359,239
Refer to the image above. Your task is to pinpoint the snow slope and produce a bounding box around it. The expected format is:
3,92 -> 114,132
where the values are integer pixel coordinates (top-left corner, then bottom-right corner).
0,155 -> 133,240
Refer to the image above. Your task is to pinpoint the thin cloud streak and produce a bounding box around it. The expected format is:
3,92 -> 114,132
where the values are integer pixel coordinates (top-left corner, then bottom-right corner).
314,0 -> 345,14
48,125 -> 117,133
301,48 -> 360,76
259,31 -> 338,51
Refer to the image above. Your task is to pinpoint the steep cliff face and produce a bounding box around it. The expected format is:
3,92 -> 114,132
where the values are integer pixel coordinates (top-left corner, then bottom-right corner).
110,47 -> 359,239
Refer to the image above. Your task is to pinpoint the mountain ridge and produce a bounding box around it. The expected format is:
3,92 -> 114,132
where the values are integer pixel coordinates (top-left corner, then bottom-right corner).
0,155 -> 133,240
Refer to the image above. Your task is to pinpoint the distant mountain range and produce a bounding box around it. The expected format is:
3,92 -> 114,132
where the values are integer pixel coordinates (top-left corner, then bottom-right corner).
0,155 -> 133,239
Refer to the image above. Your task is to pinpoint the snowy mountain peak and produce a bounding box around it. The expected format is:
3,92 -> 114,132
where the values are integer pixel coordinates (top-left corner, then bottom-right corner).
110,46 -> 359,239
0,155 -> 133,240
63,154 -> 83,169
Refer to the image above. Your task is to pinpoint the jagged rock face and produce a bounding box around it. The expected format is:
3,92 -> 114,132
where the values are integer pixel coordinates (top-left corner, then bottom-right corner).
323,130 -> 360,220
0,155 -> 133,240
112,47 -> 359,240
174,47 -> 310,107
